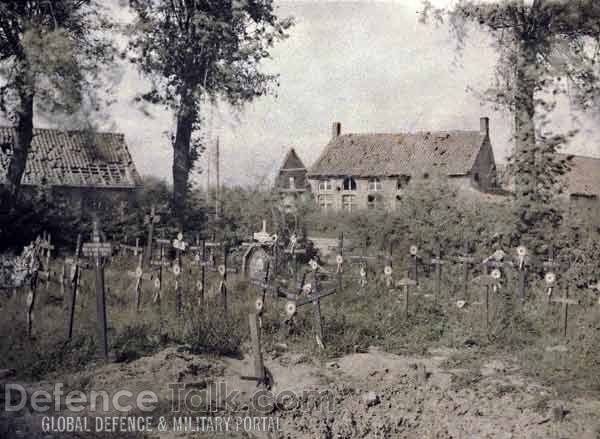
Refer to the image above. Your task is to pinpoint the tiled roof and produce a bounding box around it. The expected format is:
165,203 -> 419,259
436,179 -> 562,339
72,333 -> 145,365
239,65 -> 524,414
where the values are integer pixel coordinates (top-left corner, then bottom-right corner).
557,153 -> 600,197
308,131 -> 486,177
0,127 -> 142,188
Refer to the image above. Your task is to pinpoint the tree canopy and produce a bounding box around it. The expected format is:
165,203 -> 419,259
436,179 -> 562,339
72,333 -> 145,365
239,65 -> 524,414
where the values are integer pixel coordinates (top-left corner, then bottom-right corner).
421,0 -> 600,246
126,0 -> 293,226
0,0 -> 115,210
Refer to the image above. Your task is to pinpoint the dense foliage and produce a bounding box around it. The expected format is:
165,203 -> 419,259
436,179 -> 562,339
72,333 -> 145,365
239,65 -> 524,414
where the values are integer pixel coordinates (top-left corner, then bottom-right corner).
421,0 -> 600,247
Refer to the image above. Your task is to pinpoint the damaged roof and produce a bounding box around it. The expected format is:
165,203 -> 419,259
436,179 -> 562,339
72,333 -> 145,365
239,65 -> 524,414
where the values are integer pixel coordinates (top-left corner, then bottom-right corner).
308,131 -> 486,178
0,127 -> 142,189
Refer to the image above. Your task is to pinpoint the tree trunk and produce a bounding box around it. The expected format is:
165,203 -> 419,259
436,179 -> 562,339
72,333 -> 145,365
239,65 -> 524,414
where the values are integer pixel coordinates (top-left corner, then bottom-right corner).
172,92 -> 197,229
1,88 -> 34,212
513,40 -> 537,201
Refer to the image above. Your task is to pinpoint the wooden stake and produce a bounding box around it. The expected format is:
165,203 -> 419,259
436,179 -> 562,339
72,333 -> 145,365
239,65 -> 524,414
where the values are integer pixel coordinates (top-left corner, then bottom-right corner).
241,313 -> 268,387
82,221 -> 111,360
26,273 -> 38,338
430,243 -> 444,303
143,205 -> 161,267
396,277 -> 417,318
65,235 -> 82,340
220,244 -> 229,313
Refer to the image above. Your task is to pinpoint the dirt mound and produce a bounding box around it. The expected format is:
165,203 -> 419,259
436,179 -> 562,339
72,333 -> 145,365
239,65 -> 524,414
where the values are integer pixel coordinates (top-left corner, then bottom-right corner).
2,346 -> 599,438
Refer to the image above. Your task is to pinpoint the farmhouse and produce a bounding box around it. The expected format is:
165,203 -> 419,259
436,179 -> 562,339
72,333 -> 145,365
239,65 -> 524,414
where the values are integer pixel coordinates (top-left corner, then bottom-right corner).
274,147 -> 311,211
0,127 -> 142,210
307,118 -> 498,211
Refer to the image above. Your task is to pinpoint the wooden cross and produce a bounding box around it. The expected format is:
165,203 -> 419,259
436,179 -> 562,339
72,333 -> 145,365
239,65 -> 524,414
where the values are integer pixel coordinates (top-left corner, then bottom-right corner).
347,243 -> 377,292
189,239 -> 207,304
39,232 -> 54,290
172,232 -> 187,317
409,244 -> 420,283
396,277 -> 417,318
216,245 -> 237,312
430,242 -> 445,303
284,233 -> 306,281
37,257 -> 67,297
127,253 -> 154,311
472,271 -> 502,331
454,241 -> 477,299
65,234 -> 83,340
23,239 -> 42,338
542,246 -> 567,304
550,287 -> 579,338
81,220 -> 112,359
143,205 -> 161,267
240,313 -> 269,388
289,267 -> 337,349
150,238 -> 170,304
515,245 -> 530,301
253,262 -> 271,328
336,232 -> 344,291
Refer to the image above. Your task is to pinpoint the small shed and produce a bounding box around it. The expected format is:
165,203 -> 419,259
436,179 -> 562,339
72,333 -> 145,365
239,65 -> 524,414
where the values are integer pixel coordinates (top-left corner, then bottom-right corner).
0,127 -> 142,210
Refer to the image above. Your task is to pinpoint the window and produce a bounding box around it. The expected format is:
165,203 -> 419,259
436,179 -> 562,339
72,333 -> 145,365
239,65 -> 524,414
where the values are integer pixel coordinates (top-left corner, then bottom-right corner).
342,194 -> 356,212
343,177 -> 357,191
318,194 -> 333,210
367,194 -> 383,210
368,177 -> 382,192
289,176 -> 296,189
318,179 -> 333,191
397,175 -> 411,190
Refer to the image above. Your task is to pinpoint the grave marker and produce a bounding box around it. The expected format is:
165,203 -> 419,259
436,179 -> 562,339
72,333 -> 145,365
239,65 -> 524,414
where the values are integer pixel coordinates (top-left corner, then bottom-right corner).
455,241 -> 476,299
430,242 -> 445,303
189,240 -> 207,304
284,233 -> 306,282
82,220 -> 111,359
127,253 -> 153,310
550,287 -> 580,338
289,267 -> 337,349
172,232 -> 187,316
336,232 -> 344,291
396,277 -> 417,318
472,271 -> 502,331
39,232 -> 54,290
254,263 -> 271,328
151,238 -> 171,305
143,205 -> 161,267
515,245 -> 529,302
348,241 -> 377,293
409,244 -> 419,283
240,313 -> 269,387
65,235 -> 83,340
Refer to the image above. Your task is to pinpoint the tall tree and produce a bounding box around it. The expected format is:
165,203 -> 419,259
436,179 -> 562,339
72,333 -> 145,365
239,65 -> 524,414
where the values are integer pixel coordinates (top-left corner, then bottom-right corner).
0,1 -> 114,211
421,0 -> 600,241
126,0 -> 293,227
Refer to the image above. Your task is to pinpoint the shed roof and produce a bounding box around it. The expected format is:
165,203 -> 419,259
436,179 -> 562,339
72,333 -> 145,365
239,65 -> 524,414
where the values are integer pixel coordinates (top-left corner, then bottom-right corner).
0,127 -> 142,189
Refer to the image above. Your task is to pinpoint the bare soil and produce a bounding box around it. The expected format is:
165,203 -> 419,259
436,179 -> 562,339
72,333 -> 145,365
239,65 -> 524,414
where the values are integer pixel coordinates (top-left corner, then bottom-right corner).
2,344 -> 599,439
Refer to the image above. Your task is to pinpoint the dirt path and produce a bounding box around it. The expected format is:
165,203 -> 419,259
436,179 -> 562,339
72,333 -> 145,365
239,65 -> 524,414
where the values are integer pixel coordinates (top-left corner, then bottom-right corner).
2,346 -> 599,438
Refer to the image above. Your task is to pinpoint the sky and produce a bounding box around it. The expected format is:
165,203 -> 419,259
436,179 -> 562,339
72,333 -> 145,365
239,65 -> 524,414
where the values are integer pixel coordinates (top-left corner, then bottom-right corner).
34,0 -> 600,187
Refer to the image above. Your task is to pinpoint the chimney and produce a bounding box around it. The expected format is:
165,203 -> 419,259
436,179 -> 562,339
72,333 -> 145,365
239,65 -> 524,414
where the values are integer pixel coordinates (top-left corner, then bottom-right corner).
332,122 -> 341,138
480,117 -> 490,137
